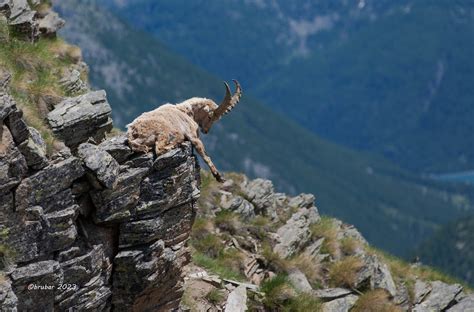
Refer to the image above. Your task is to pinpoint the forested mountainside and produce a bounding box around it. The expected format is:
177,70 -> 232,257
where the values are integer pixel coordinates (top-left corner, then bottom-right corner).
417,217 -> 474,287
101,0 -> 474,174
54,0 -> 474,258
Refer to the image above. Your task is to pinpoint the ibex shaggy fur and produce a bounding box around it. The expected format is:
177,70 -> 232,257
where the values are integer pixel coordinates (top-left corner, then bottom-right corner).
126,80 -> 242,182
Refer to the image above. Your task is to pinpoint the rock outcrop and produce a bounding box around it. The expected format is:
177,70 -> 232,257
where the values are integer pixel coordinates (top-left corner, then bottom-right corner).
0,2 -> 200,311
182,172 -> 474,312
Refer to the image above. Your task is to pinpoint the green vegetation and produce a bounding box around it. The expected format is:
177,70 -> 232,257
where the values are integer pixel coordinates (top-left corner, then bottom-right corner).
205,288 -> 225,305
366,246 -> 472,290
260,274 -> 323,311
0,15 -> 82,153
310,217 -> 339,258
192,252 -> 244,281
416,217 -> 474,287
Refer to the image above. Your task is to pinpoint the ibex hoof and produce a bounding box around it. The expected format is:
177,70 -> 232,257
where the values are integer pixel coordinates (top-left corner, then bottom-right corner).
214,173 -> 225,183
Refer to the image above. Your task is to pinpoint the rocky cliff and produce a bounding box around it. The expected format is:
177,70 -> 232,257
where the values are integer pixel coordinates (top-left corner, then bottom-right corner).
0,1 -> 199,311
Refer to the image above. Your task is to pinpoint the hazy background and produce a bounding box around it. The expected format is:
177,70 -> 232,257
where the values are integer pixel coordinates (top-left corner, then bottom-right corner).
55,0 -> 474,285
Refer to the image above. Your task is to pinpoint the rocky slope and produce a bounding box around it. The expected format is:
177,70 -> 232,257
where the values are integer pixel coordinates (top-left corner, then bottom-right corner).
182,171 -> 474,311
0,1 -> 199,311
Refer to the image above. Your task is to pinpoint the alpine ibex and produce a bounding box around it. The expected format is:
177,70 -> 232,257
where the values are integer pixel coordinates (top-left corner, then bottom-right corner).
126,80 -> 242,182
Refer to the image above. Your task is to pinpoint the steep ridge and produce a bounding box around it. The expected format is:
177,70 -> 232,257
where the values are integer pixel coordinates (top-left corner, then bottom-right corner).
53,0 -> 474,258
0,1 -> 198,310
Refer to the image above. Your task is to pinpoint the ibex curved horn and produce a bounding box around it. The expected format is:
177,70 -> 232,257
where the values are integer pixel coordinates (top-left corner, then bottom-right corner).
212,80 -> 242,121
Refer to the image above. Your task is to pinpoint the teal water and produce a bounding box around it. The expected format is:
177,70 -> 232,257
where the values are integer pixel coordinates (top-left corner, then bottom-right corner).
431,171 -> 474,184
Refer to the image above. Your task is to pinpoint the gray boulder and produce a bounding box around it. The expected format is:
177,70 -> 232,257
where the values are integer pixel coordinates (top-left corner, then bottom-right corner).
414,281 -> 463,311
288,268 -> 312,293
38,10 -> 65,37
322,294 -> 358,312
274,207 -> 320,258
448,294 -> 474,312
354,255 -> 396,297
225,285 -> 247,312
17,126 -> 48,169
313,288 -> 353,300
78,143 -> 120,189
59,68 -> 88,95
98,134 -> 133,164
47,90 -> 113,148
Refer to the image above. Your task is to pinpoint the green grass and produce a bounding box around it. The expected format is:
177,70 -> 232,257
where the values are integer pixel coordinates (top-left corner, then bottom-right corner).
205,289 -> 225,305
192,252 -> 245,281
0,20 -> 81,153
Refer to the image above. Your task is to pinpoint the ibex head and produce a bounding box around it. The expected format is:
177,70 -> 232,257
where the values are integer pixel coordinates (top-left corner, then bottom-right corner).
184,80 -> 242,134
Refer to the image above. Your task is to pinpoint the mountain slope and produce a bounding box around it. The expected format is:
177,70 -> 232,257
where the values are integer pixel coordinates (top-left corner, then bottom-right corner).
55,0 -> 474,257
100,0 -> 474,173
417,217 -> 474,287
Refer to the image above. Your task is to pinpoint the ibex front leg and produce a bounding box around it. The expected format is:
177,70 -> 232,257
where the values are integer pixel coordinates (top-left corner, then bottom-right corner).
187,136 -> 224,182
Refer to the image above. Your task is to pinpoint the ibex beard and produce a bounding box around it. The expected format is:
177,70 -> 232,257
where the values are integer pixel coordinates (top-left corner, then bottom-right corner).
126,80 -> 242,182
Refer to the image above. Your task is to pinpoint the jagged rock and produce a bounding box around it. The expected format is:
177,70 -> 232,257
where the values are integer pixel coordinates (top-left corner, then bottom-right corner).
5,109 -> 29,144
288,193 -> 315,209
47,90 -> 113,148
413,281 -> 463,311
78,143 -> 120,189
0,93 -> 16,121
220,193 -> 255,220
287,268 -> 312,293
119,202 -> 195,247
112,240 -> 187,312
394,282 -> 410,311
15,156 -> 84,210
98,134 -> 133,164
17,126 -> 48,169
447,294 -> 474,312
322,294 -> 358,312
0,277 -> 18,311
354,254 -> 397,296
414,280 -> 432,304
7,0 -> 38,41
243,178 -> 276,217
302,237 -> 325,260
60,68 -> 88,95
274,207 -> 320,258
135,143 -> 200,216
225,285 -> 247,312
313,288 -> 353,300
0,126 -> 27,194
38,10 -> 65,37
11,260 -> 62,311
56,245 -> 112,311
91,165 -> 148,223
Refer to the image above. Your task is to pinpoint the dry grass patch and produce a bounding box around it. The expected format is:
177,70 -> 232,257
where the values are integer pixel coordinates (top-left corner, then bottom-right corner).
328,256 -> 363,288
340,237 -> 360,256
289,254 -> 322,287
352,289 -> 401,312
310,217 -> 339,257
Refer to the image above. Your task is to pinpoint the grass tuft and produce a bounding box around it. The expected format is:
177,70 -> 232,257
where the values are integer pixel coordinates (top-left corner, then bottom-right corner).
352,289 -> 401,312
328,256 -> 363,288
